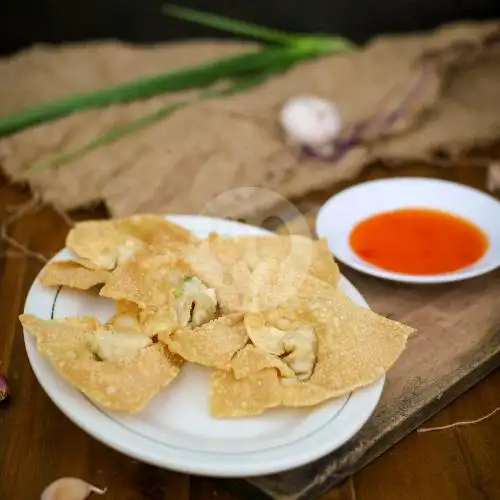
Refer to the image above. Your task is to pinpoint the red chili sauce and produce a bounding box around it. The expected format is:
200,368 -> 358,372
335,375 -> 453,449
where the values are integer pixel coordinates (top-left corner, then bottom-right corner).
349,208 -> 488,275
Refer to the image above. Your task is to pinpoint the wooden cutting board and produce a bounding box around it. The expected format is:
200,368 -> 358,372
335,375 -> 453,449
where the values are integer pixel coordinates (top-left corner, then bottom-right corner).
225,169 -> 500,500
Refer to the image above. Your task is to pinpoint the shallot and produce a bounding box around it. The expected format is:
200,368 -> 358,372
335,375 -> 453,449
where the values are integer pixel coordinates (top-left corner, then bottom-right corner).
0,372 -> 8,403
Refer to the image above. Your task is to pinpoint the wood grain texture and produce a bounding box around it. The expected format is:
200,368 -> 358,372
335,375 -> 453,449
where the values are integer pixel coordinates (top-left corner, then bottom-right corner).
246,265 -> 500,499
0,165 -> 499,500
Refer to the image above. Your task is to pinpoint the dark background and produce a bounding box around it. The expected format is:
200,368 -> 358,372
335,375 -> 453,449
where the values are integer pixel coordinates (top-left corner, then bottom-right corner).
1,0 -> 500,55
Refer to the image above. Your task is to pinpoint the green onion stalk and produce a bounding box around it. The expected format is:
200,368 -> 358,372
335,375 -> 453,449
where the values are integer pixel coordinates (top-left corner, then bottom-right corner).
0,5 -> 355,172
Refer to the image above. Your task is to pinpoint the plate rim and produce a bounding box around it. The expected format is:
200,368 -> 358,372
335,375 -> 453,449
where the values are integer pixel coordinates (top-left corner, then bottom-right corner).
22,215 -> 384,477
316,177 -> 500,284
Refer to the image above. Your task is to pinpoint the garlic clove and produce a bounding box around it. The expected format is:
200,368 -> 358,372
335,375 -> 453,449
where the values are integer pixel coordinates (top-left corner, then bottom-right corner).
41,478 -> 106,500
0,372 -> 8,403
280,95 -> 341,154
486,163 -> 500,193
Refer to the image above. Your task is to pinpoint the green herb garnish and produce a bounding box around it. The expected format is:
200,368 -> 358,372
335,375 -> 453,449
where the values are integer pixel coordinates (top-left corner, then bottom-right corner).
183,275 -> 194,282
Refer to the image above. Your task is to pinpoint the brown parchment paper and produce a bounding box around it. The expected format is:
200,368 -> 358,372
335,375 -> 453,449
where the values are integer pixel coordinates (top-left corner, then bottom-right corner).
0,21 -> 499,219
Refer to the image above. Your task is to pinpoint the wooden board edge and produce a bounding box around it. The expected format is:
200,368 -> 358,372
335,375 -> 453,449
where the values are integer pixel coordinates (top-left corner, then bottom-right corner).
296,349 -> 500,499
232,339 -> 500,500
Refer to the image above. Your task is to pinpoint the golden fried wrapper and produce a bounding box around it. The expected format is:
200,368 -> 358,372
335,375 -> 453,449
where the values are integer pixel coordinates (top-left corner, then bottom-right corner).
105,301 -> 143,332
20,314 -> 100,355
88,329 -> 153,362
185,234 -> 339,313
39,260 -> 111,290
138,275 -> 218,336
70,257 -> 105,270
244,308 -> 318,381
210,369 -> 281,418
62,343 -> 180,413
20,314 -> 182,413
100,244 -> 218,335
229,344 -> 294,379
243,259 -> 342,311
293,283 -> 413,397
211,281 -> 414,417
66,215 -> 196,270
162,313 -> 248,369
26,212 -> 414,419
100,244 -> 191,307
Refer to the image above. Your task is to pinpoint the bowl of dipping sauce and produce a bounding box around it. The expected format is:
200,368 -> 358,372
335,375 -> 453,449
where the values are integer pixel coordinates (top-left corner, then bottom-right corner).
316,178 -> 500,283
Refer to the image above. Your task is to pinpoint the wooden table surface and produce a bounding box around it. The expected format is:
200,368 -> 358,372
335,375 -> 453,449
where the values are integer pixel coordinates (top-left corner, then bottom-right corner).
0,163 -> 499,500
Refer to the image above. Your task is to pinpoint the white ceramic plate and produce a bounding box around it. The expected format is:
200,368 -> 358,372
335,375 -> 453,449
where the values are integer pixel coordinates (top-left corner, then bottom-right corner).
23,215 -> 383,477
316,178 -> 500,284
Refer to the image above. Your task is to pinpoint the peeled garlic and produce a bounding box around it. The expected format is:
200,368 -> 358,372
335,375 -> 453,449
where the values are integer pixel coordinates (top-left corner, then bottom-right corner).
280,95 -> 341,157
486,163 -> 500,193
41,478 -> 106,500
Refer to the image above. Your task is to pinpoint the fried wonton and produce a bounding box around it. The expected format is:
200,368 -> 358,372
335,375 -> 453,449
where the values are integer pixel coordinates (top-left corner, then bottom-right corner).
210,283 -> 414,418
185,234 -> 339,313
242,309 -> 318,380
100,244 -> 217,335
20,314 -> 182,413
162,313 -> 248,369
39,260 -> 111,290
66,214 -> 196,270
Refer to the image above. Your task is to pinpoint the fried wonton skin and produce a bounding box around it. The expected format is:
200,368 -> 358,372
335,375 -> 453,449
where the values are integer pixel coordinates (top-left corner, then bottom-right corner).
99,243 -> 191,306
162,313 -> 248,369
229,344 -> 294,380
105,300 -> 143,332
20,314 -> 182,413
209,278 -> 414,418
39,260 -> 111,290
66,215 -> 196,270
185,234 -> 339,313
27,213 -> 414,420
99,244 -> 218,336
210,369 -> 282,418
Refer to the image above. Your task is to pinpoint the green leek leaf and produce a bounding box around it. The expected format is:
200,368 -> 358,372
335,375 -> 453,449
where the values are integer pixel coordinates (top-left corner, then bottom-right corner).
164,4 -> 301,44
26,61 -> 292,173
1,5 -> 355,150
0,45 -> 326,137
164,4 -> 356,51
27,101 -> 187,173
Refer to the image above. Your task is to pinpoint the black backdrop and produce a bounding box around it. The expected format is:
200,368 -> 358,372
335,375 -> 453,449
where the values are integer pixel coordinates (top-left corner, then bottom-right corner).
1,0 -> 499,54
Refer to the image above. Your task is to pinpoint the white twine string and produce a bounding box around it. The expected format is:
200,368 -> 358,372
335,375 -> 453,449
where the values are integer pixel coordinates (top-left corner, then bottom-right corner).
1,194 -> 75,262
417,406 -> 500,433
348,476 -> 357,500
51,202 -> 76,227
1,194 -> 48,263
